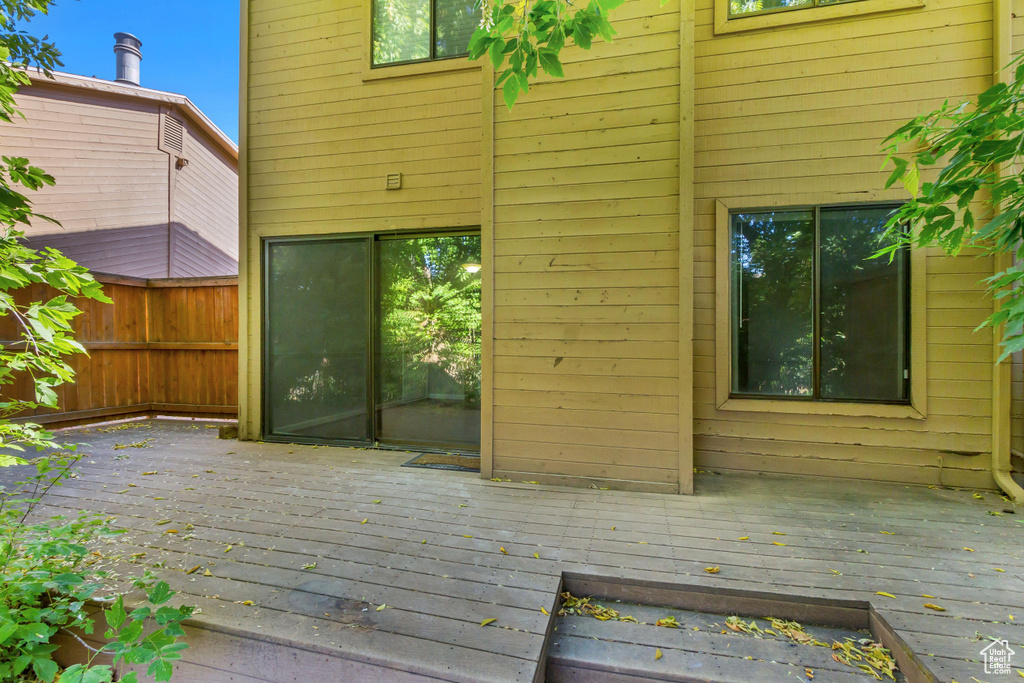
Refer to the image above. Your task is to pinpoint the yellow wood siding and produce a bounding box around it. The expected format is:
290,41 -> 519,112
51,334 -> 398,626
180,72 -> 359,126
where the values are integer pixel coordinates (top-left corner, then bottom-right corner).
242,0 -> 483,436
490,0 -> 682,491
244,0 -> 1014,491
694,0 -> 998,488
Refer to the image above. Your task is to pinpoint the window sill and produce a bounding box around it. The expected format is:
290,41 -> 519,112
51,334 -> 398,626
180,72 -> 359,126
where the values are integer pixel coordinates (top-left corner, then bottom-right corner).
362,57 -> 481,82
717,397 -> 925,420
714,0 -> 925,35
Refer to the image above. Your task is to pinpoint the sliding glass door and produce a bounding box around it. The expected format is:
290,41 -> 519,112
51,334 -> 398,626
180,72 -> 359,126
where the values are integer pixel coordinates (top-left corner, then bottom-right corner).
263,231 -> 481,451
264,238 -> 370,441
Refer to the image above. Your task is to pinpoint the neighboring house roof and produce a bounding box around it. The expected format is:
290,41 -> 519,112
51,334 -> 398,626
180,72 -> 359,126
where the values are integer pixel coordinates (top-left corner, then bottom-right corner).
23,67 -> 238,164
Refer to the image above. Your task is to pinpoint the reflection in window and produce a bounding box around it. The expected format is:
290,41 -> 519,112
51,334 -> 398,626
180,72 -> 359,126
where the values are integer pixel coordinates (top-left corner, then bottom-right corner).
730,205 -> 909,403
729,0 -> 860,18
379,235 -> 482,448
373,0 -> 480,66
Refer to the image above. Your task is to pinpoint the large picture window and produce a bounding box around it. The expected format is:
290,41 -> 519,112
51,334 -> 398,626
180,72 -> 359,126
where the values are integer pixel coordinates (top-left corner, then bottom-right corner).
730,205 -> 909,403
372,0 -> 481,66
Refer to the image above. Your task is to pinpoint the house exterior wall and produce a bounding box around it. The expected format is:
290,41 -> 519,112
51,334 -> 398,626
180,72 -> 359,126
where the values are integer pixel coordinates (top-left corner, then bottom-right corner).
240,0 -> 483,437
242,0 -> 1016,491
1,81 -> 238,278
692,0 -> 998,489
172,117 -> 240,276
4,85 -> 171,277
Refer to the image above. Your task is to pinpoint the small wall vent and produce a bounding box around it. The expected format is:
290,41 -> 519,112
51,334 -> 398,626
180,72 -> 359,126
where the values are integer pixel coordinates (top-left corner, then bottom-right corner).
161,116 -> 184,155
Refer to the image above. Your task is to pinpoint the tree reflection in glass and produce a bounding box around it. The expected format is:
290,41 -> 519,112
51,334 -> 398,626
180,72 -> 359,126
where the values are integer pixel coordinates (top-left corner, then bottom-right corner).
731,211 -> 814,396
379,235 -> 482,448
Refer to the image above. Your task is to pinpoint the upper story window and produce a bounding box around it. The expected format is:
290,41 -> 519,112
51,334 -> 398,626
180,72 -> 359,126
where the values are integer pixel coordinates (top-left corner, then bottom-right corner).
729,0 -> 859,18
372,0 -> 481,66
730,204 -> 910,403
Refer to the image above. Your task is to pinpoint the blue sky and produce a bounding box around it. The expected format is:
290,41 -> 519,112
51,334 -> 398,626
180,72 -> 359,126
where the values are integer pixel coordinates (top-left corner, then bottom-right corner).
25,1 -> 239,142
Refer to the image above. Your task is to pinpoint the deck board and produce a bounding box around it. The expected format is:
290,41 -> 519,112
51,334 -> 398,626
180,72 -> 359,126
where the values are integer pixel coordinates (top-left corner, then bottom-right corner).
6,419 -> 1022,682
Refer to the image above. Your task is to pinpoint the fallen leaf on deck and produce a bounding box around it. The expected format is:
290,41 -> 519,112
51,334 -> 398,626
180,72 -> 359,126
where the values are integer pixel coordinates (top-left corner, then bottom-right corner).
655,648 -> 663,660
373,500 -> 381,504
611,526 -> 616,530
242,601 -> 254,606
361,519 -> 367,524
500,547 -> 508,555
805,668 -> 814,679
541,606 -> 549,615
995,568 -> 1005,572
203,569 -> 212,576
772,541 -> 786,546
829,569 -> 842,575
705,566 -> 720,574
738,536 -> 749,540
153,497 -> 165,500
1010,615 -> 1016,621
156,520 -> 172,525
773,532 -> 786,536
481,618 -> 497,626
224,545 -> 233,553
141,471 -> 157,476
923,603 -> 945,611
186,565 -> 201,574
458,504 -> 467,508
165,529 -> 178,534
973,493 -> 984,499
963,547 -> 975,552
880,531 -> 894,535
534,553 -> 540,559
922,594 -> 935,599
302,562 -> 317,570
376,604 -> 387,611
638,541 -> 648,545
656,617 -> 680,628
463,535 -> 473,538
875,592 -> 896,599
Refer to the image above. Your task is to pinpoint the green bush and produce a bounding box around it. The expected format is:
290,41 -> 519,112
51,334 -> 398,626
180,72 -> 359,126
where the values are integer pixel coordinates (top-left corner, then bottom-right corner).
0,455 -> 193,682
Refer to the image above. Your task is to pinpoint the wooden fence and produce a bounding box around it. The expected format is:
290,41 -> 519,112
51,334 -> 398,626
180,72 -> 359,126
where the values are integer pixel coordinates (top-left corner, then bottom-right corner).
2,273 -> 238,427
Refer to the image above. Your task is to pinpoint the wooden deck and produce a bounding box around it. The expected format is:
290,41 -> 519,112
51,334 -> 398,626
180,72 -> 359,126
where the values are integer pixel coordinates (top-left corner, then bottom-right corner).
14,419 -> 1024,682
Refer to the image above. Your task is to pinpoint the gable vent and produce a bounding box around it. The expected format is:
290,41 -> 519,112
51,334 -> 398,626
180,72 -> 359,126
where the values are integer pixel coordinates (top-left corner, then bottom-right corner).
162,116 -> 184,155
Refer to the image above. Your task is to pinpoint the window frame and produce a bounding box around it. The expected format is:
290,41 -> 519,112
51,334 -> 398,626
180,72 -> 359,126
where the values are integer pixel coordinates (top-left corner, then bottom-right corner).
712,0 -> 924,35
728,203 -> 910,404
714,199 -> 927,420
369,0 -> 477,69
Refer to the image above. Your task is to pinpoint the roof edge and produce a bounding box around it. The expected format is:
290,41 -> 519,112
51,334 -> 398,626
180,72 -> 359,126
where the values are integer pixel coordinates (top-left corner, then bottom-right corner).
21,67 -> 238,163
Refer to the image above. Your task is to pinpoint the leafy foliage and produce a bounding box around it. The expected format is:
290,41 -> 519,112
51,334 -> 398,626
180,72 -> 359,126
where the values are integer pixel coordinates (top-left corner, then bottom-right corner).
0,456 -> 193,682
0,0 -> 110,461
380,236 -> 482,408
468,0 -> 668,109
881,58 -> 1024,360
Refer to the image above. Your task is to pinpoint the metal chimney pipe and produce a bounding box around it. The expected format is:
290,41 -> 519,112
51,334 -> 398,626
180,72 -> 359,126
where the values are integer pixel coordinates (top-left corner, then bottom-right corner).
113,32 -> 142,86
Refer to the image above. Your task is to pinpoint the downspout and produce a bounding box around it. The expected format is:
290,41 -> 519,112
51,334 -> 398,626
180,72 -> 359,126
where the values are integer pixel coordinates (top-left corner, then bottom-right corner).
991,0 -> 1024,503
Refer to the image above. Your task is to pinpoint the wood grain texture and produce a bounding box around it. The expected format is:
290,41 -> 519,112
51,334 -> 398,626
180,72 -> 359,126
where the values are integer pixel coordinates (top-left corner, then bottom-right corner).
1,275 -> 238,425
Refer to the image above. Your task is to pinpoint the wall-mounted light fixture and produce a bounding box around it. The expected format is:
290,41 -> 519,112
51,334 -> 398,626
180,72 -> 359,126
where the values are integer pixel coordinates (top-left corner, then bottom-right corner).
175,157 -> 190,170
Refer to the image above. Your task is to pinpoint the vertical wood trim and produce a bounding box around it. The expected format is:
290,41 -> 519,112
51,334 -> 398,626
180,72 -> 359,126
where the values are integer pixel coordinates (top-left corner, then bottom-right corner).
678,6 -> 696,495
480,63 -> 495,479
714,200 -> 730,410
238,0 -> 252,439
991,0 -> 1016,496
163,108 -> 177,279
909,246 -> 927,416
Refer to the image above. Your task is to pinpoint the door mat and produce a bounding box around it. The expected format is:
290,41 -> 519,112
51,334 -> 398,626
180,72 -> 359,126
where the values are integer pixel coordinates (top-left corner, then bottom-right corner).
402,452 -> 481,472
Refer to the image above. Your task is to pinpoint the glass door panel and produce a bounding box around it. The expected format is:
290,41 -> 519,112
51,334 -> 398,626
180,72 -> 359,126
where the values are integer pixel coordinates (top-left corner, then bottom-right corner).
265,238 -> 370,441
377,234 -> 482,449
